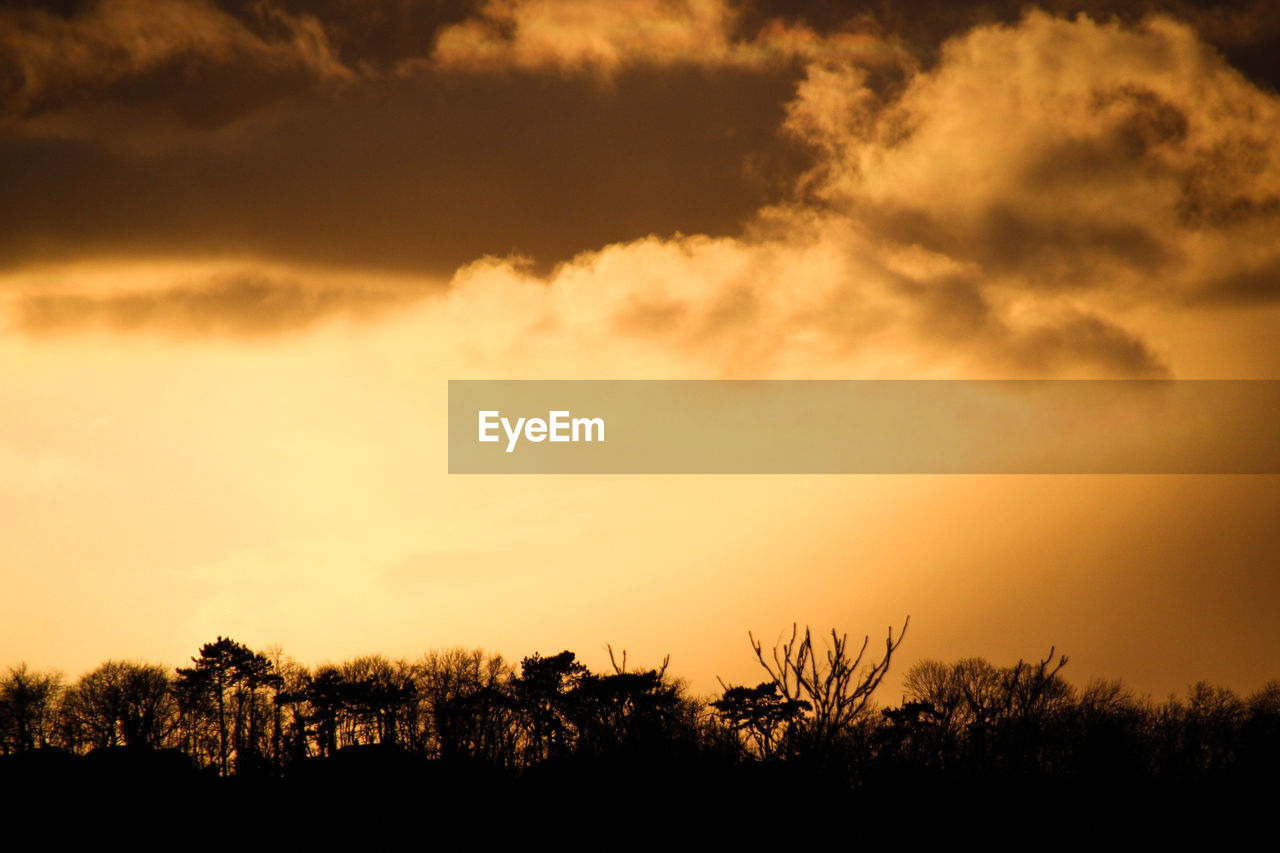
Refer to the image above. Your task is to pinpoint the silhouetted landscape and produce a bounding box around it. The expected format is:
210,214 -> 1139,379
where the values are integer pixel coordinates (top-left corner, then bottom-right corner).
3,1 -> 1280,841
2,622 -> 1276,841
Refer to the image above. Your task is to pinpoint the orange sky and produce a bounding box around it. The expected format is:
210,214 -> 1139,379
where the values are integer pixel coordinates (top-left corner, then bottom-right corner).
1,0 -> 1278,701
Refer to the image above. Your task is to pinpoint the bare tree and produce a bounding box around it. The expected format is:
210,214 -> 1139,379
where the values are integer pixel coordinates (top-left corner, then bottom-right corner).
749,618 -> 909,754
419,648 -> 514,762
62,661 -> 173,751
902,658 -> 967,734
1002,647 -> 1071,721
0,664 -> 63,753
335,654 -> 417,748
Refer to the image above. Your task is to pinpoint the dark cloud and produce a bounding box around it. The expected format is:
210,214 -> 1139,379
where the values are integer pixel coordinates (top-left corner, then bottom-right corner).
14,271 -> 408,336
1176,137 -> 1280,230
0,66 -> 808,275
1195,258 -> 1280,304
746,1 -> 1280,92
0,2 -> 1275,377
860,201 -> 1175,287
1009,311 -> 1167,376
3,1 -> 1276,132
1,0 -> 1275,283
0,0 -> 352,123
889,271 -> 1167,375
230,0 -> 480,69
895,274 -> 994,340
0,0 -> 483,123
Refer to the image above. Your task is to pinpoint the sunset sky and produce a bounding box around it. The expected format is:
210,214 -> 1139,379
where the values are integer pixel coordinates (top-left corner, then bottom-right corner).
2,0 -> 1278,701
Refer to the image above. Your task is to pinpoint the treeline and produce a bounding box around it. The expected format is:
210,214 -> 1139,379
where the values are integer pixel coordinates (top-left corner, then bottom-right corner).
2,623 -> 1278,788
0,640 -> 702,773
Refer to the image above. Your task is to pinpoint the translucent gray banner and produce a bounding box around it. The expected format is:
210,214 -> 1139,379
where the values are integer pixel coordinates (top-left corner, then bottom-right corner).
448,380 -> 1280,474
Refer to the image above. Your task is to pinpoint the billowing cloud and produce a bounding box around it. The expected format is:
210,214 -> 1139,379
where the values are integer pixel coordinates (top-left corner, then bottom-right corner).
784,12 -> 1280,306
418,10 -> 1280,378
747,1 -> 1280,93
408,10 -> 1280,378
429,0 -> 910,75
3,7 -> 1279,379
432,0 -> 740,72
416,216 -> 1166,379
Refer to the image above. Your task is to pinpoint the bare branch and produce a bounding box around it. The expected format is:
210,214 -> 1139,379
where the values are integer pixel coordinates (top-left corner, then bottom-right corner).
746,616 -> 910,754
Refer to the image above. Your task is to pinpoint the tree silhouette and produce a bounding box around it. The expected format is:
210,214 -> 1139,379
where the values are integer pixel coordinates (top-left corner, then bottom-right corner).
570,648 -> 690,758
711,682 -> 809,759
748,619 -> 909,755
419,648 -> 513,761
62,661 -> 173,750
897,649 -> 1072,776
172,664 -> 215,765
176,636 -> 260,774
3,622 -> 1279,844
0,664 -> 62,753
302,665 -> 346,759
229,647 -> 280,774
511,650 -> 588,765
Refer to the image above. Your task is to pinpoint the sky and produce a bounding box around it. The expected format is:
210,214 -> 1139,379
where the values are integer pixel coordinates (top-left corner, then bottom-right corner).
1,0 -> 1278,702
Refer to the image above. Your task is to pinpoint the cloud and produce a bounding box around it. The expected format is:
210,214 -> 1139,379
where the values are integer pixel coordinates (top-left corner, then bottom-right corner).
409,9 -> 1280,378
12,269 -> 412,336
427,0 -> 912,76
417,219 -> 1167,378
0,0 -> 912,130
0,0 -> 350,123
401,9 -> 1280,379
0,64 -> 805,274
784,12 -> 1280,305
5,8 -> 1280,378
431,0 -> 739,73
7,1 -> 1279,133
751,1 -> 1280,93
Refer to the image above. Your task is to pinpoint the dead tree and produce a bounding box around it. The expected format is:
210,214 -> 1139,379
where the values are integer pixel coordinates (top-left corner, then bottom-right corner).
749,617 -> 909,753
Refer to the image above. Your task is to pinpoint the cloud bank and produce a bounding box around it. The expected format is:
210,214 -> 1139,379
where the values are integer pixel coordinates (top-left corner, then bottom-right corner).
2,4 -> 1279,378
